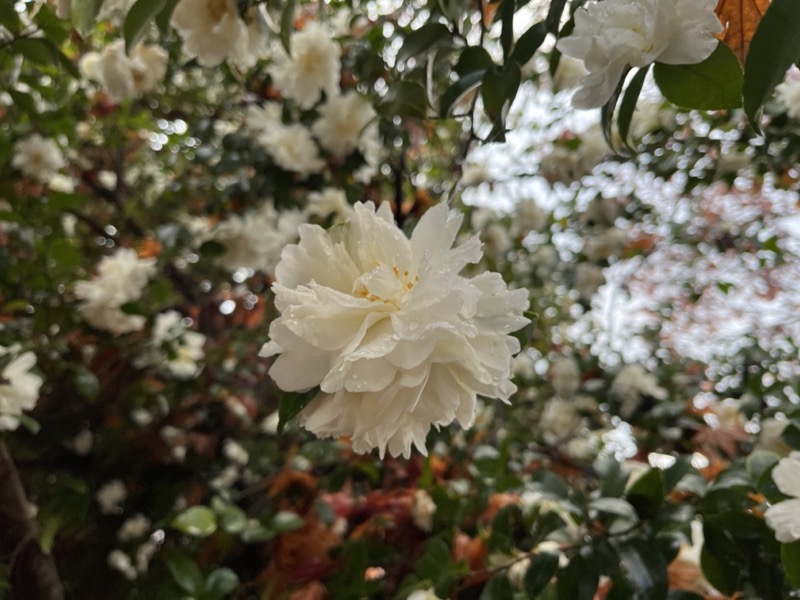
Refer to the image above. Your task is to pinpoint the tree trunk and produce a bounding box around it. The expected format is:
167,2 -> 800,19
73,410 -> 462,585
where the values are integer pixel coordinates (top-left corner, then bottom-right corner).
0,442 -> 64,600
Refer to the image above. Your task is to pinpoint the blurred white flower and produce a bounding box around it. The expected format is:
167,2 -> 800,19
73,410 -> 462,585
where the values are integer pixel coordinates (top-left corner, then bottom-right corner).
118,514 -> 151,542
512,352 -> 535,380
244,103 -> 283,137
81,41 -> 168,102
74,248 -> 156,334
108,550 -> 137,580
552,55 -> 588,92
259,122 -> 326,177
411,489 -> 436,532
261,202 -> 529,458
583,227 -> 627,262
71,429 -> 93,455
481,223 -> 513,259
508,557 -> 530,588
766,452 -> 800,543
407,589 -> 444,600
0,347 -> 43,431
758,418 -> 792,456
270,22 -> 341,109
12,134 -> 65,182
312,92 -> 376,157
775,77 -> 800,119
629,97 -> 675,140
556,0 -> 722,108
97,479 -> 127,514
574,262 -> 605,301
96,0 -> 136,24
222,439 -> 249,465
512,199 -> 547,235
550,356 -> 581,398
540,397 -> 581,444
145,311 -> 205,378
354,122 -> 383,183
612,364 -> 667,419
212,202 -> 306,273
307,187 -> 353,223
171,0 -> 266,67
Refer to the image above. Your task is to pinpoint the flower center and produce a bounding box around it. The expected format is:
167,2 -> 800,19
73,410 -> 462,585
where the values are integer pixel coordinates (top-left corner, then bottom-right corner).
353,265 -> 419,306
206,0 -> 230,22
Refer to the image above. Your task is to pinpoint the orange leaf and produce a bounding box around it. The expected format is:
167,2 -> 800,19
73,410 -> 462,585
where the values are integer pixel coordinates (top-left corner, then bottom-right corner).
715,0 -> 771,62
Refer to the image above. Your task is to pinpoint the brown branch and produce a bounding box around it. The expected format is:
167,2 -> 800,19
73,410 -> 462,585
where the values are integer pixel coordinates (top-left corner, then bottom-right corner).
0,442 -> 64,600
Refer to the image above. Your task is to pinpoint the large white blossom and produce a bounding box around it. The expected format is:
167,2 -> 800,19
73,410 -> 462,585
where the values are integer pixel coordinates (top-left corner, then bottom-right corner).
258,123 -> 326,178
270,22 -> 341,109
74,248 -> 156,334
765,452 -> 800,543
260,202 -> 529,458
0,347 -> 43,431
312,92 -> 376,157
80,41 -> 168,102
212,202 -> 307,273
171,0 -> 266,68
555,0 -> 722,109
12,134 -> 65,183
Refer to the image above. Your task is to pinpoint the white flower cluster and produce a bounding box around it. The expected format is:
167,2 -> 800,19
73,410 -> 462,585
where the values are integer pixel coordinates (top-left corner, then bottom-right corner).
775,77 -> 800,119
766,452 -> 800,543
261,202 -> 529,458
12,134 -> 65,183
0,346 -> 43,431
556,0 -> 722,108
170,0 -> 266,67
80,41 -> 168,102
74,248 -> 156,334
140,311 -> 206,379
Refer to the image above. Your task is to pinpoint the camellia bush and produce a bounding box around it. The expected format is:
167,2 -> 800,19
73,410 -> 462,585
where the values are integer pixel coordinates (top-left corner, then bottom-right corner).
3,0 -> 800,598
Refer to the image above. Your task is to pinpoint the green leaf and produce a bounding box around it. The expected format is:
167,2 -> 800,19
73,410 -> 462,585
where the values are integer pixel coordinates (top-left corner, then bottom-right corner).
71,0 -> 103,37
746,450 -> 779,482
617,66 -> 650,148
618,540 -> 668,600
625,468 -> 664,519
7,89 -> 37,115
212,497 -> 248,534
439,70 -> 484,116
397,22 -> 451,64
781,421 -> 800,450
12,38 -> 54,66
376,80 -> 428,119
480,573 -> 512,599
653,42 -> 743,110
545,0 -> 568,33
73,367 -> 99,401
781,540 -> 800,588
0,0 -> 20,32
556,555 -> 598,600
481,63 -> 521,129
663,456 -> 694,492
163,551 -> 204,595
280,0 -> 296,53
454,46 -> 494,76
124,0 -> 168,52
172,505 -> 218,537
524,552 -> 559,597
155,0 -> 179,33
500,0 -> 515,61
743,0 -> 800,130
199,240 -> 226,258
510,21 -> 547,66
600,72 -> 627,151
277,389 -> 316,434
700,519 -> 746,595
271,510 -> 303,532
206,568 -> 239,598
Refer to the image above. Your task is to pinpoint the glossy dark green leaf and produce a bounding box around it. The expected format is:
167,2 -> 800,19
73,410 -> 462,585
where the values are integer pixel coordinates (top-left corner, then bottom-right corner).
663,455 -> 694,492
70,0 -> 103,37
163,551 -> 204,595
397,22 -> 451,64
545,0 -> 568,33
155,0 -> 179,33
556,555 -> 598,600
280,0 -> 296,52
618,540 -> 668,600
0,0 -> 20,32
781,540 -> 800,588
480,573 -> 512,599
780,421 -> 800,449
500,0 -> 515,61
524,552 -> 559,597
377,81 -> 428,119
454,46 -> 494,76
617,66 -> 650,149
626,468 -> 664,519
600,72 -> 627,151
439,70 -> 484,116
206,568 -> 239,598
172,505 -> 218,537
277,388 -> 317,434
124,0 -> 167,52
510,21 -> 547,66
743,0 -> 800,129
653,42 -> 743,110
481,63 -> 521,120
13,38 -> 54,66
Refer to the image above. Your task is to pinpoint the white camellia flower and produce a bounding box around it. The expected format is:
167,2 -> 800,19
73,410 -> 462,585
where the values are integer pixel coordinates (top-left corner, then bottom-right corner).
171,0 -> 266,68
555,0 -> 722,109
0,346 -> 43,431
147,311 -> 206,378
765,452 -> 800,543
311,92 -> 376,157
12,134 -> 65,183
261,202 -> 529,458
270,22 -> 341,109
81,40 -> 168,102
212,202 -> 307,273
258,123 -> 326,178
307,187 -> 353,223
550,356 -> 581,398
74,248 -> 156,334
612,364 -> 668,418
775,77 -> 800,119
